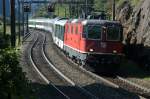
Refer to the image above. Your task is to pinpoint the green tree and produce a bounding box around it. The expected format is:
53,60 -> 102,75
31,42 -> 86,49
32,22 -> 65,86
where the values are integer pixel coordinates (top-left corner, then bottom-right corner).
33,5 -> 50,18
0,49 -> 29,99
94,0 -> 107,11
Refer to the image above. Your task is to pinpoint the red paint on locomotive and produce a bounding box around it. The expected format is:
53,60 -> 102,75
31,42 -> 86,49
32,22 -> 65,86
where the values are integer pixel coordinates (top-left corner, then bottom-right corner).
64,20 -> 123,55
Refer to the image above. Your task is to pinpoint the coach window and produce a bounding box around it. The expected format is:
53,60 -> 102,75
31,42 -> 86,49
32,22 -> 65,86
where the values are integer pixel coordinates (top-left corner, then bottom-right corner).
56,25 -> 59,37
59,25 -> 61,39
87,25 -> 101,39
46,23 -> 48,27
55,25 -> 57,36
107,26 -> 120,41
57,25 -> 60,38
60,26 -> 64,40
39,22 -> 41,25
62,27 -> 65,40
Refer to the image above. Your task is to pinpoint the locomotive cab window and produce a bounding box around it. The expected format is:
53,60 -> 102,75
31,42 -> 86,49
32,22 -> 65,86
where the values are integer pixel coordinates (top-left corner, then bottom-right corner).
87,25 -> 101,40
82,26 -> 87,38
107,26 -> 120,41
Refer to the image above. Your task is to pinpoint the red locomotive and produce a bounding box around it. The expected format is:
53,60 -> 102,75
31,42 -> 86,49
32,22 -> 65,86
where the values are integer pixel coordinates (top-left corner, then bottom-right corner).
64,19 -> 124,72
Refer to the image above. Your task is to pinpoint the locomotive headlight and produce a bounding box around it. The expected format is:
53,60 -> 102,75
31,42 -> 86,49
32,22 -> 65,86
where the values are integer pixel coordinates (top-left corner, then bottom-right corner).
113,50 -> 117,54
89,49 -> 94,52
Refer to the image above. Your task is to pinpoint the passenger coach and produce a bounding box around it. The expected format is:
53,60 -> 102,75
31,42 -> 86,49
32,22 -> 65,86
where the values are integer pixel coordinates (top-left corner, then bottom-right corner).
53,19 -> 68,49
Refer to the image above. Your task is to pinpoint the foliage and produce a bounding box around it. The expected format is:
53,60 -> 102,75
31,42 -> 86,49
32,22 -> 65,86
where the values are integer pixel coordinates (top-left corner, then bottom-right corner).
0,49 -> 30,99
94,0 -> 107,11
33,0 -> 95,18
0,21 -> 3,33
94,0 -> 114,18
32,0 -> 141,18
55,4 -> 70,18
33,5 -> 50,18
0,34 -> 10,49
94,0 -> 141,18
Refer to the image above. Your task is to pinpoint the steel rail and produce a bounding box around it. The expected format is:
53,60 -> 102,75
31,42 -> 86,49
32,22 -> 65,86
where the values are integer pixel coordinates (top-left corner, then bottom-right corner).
42,34 -> 99,99
62,52 -> 119,88
79,66 -> 147,99
29,33 -> 70,99
117,76 -> 150,94
61,51 -> 148,99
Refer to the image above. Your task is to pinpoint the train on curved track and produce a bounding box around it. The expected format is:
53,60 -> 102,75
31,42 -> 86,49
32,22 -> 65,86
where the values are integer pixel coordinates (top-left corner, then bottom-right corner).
29,17 -> 124,73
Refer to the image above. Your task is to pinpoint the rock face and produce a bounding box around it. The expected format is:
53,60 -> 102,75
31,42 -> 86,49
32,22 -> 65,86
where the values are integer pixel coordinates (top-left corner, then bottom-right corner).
116,0 -> 150,47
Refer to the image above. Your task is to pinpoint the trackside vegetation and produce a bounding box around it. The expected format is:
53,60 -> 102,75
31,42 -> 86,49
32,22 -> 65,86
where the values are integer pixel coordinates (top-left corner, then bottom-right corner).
0,49 -> 34,99
0,20 -> 34,98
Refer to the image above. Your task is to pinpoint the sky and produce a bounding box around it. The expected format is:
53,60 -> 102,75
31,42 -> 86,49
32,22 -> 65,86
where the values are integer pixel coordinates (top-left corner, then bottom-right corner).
0,0 -> 37,19
0,0 -> 55,18
0,0 -> 10,17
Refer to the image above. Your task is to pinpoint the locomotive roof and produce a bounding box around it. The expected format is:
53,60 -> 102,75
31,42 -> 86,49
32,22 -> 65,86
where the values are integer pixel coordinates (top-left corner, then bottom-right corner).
81,19 -> 121,25
54,19 -> 68,26
71,19 -> 78,23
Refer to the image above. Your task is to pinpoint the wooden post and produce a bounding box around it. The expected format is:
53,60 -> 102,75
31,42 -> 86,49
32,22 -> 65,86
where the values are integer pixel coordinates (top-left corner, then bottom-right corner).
10,0 -> 16,47
112,0 -> 116,21
22,1 -> 25,37
18,1 -> 21,44
2,0 -> 6,37
26,13 -> 29,33
58,4 -> 59,16
65,7 -> 66,17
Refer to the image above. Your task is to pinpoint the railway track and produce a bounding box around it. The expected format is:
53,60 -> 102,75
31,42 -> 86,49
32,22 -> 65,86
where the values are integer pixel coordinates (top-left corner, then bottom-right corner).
116,76 -> 150,98
43,30 -> 143,99
64,55 -> 149,99
29,31 -> 98,99
62,53 -> 148,99
100,75 -> 150,99
22,29 -> 146,99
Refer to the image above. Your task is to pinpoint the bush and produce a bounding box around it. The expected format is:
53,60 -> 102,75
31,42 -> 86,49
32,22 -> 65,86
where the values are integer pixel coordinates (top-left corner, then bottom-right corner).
130,0 -> 140,6
0,34 -> 11,49
0,49 -> 29,99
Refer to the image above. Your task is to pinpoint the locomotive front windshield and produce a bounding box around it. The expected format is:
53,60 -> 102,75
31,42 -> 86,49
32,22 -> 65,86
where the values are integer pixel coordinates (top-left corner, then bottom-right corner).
87,25 -> 101,39
107,26 -> 120,41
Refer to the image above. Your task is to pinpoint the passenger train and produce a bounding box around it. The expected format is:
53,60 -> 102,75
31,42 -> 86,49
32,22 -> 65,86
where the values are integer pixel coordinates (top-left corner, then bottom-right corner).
29,17 -> 124,73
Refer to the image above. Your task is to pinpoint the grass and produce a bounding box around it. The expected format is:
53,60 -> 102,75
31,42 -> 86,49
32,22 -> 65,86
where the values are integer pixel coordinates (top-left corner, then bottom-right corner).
130,0 -> 141,6
0,25 -> 11,35
0,24 -> 22,47
0,28 -> 2,33
144,77 -> 150,81
0,21 -> 3,33
119,59 -> 150,79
